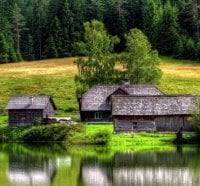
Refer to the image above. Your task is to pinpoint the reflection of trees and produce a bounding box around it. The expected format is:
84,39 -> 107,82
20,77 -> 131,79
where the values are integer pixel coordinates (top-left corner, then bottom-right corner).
80,149 -> 200,186
0,143 -> 68,159
8,153 -> 56,186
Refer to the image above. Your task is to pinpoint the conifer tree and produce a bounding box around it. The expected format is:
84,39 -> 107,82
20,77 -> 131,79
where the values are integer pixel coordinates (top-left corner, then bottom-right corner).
157,1 -> 179,55
11,3 -> 26,54
0,33 -> 9,63
142,0 -> 162,48
44,35 -> 58,58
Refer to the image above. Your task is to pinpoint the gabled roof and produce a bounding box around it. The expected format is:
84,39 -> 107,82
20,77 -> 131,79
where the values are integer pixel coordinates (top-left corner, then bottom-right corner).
6,96 -> 57,110
112,95 -> 198,116
81,85 -> 164,111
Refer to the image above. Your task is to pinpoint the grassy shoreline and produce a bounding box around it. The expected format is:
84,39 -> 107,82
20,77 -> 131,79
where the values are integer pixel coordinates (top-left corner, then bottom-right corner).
0,123 -> 195,151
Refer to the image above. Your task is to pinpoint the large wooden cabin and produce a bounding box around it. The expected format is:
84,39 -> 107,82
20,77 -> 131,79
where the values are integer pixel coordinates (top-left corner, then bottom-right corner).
78,84 -> 164,123
79,84 -> 198,132
112,95 -> 198,132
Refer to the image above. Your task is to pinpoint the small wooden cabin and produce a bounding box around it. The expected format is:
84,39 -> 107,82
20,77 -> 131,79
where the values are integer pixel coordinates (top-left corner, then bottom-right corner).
6,96 -> 57,127
112,95 -> 198,132
79,85 -> 164,123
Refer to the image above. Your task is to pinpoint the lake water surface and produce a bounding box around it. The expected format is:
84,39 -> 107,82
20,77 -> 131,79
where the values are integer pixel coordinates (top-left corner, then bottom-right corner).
0,143 -> 200,186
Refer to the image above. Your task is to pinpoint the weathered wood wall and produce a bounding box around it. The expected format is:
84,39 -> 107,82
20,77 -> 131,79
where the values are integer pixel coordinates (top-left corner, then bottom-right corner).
114,115 -> 193,132
155,116 -> 192,131
9,109 -> 43,127
43,102 -> 55,118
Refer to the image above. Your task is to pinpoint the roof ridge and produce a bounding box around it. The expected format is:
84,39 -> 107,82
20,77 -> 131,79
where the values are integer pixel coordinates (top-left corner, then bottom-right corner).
112,94 -> 197,98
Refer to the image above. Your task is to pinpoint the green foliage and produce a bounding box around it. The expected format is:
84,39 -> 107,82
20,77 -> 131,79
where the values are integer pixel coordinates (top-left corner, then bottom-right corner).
11,3 -> 26,52
74,20 -> 120,96
0,0 -> 200,62
22,124 -> 69,142
44,35 -> 58,58
92,130 -> 111,145
0,33 -> 9,63
142,0 -> 162,48
23,34 -> 35,61
122,28 -> 162,84
33,118 -> 43,126
0,123 -> 84,142
157,1 -> 179,55
178,0 -> 197,37
189,108 -> 200,134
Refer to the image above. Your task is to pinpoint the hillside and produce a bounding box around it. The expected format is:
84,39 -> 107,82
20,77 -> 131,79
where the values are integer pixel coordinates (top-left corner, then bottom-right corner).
0,56 -> 199,124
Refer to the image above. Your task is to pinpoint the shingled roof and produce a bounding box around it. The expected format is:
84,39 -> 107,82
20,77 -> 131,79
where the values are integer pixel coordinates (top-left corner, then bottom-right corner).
112,95 -> 198,116
81,85 -> 164,111
6,96 -> 57,110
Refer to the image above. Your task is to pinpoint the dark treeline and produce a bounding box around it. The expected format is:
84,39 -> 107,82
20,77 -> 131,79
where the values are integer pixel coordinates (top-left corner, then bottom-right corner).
0,0 -> 199,63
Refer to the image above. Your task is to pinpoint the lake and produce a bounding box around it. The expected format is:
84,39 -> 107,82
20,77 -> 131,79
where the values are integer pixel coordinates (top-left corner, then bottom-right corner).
0,143 -> 200,186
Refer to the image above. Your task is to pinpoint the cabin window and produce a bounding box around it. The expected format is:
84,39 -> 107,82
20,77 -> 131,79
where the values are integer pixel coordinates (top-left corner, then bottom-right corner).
94,112 -> 103,120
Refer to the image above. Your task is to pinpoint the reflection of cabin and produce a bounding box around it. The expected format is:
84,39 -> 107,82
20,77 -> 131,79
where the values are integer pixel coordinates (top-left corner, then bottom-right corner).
78,85 -> 164,123
81,151 -> 200,186
79,84 -> 198,131
8,154 -> 55,186
6,96 -> 57,127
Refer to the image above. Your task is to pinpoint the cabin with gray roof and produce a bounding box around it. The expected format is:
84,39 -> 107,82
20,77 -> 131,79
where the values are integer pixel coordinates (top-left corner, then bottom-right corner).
79,84 -> 198,131
112,95 -> 198,132
79,84 -> 164,123
6,96 -> 57,127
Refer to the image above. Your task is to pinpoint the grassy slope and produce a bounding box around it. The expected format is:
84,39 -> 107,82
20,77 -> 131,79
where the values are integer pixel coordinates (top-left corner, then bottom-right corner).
0,56 -> 200,125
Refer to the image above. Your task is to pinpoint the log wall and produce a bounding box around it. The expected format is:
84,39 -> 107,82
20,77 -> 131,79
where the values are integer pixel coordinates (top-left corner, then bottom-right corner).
114,115 -> 193,132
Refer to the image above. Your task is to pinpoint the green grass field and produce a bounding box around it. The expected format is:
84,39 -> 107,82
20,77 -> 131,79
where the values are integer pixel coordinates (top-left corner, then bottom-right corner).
69,124 -> 194,151
0,56 -> 200,124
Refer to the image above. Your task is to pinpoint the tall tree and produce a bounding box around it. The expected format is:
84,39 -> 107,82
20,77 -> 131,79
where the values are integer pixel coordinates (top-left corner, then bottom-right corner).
0,33 -> 9,63
157,1 -> 179,55
11,3 -> 26,53
142,0 -> 162,48
74,20 -> 120,96
23,34 -> 35,61
32,0 -> 47,59
84,0 -> 104,21
122,28 -> 162,84
178,0 -> 196,37
104,0 -> 128,52
45,17 -> 62,58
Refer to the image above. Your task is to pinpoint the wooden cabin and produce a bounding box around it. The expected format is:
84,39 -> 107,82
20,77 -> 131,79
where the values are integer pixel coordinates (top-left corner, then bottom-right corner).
79,84 -> 198,131
112,95 -> 198,132
78,84 -> 164,123
6,96 -> 57,127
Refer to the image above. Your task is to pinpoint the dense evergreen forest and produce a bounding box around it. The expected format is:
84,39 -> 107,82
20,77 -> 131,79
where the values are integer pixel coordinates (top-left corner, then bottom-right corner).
0,0 -> 199,63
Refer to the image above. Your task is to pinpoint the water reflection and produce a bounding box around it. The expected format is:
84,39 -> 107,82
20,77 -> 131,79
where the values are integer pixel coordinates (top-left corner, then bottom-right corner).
81,148 -> 200,186
8,154 -> 55,186
0,144 -> 200,186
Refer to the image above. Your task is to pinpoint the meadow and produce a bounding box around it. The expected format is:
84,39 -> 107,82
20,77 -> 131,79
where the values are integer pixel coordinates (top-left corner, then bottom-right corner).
0,56 -> 200,125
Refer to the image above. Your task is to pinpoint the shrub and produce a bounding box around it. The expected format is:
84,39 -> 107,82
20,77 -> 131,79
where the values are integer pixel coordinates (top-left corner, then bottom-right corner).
33,118 -> 43,125
22,124 -> 69,142
189,110 -> 200,135
92,130 -> 111,145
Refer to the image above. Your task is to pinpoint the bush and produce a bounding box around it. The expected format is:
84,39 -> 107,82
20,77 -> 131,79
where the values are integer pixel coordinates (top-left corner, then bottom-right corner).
92,130 -> 111,145
22,124 -> 69,142
189,108 -> 200,134
33,118 -> 43,125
